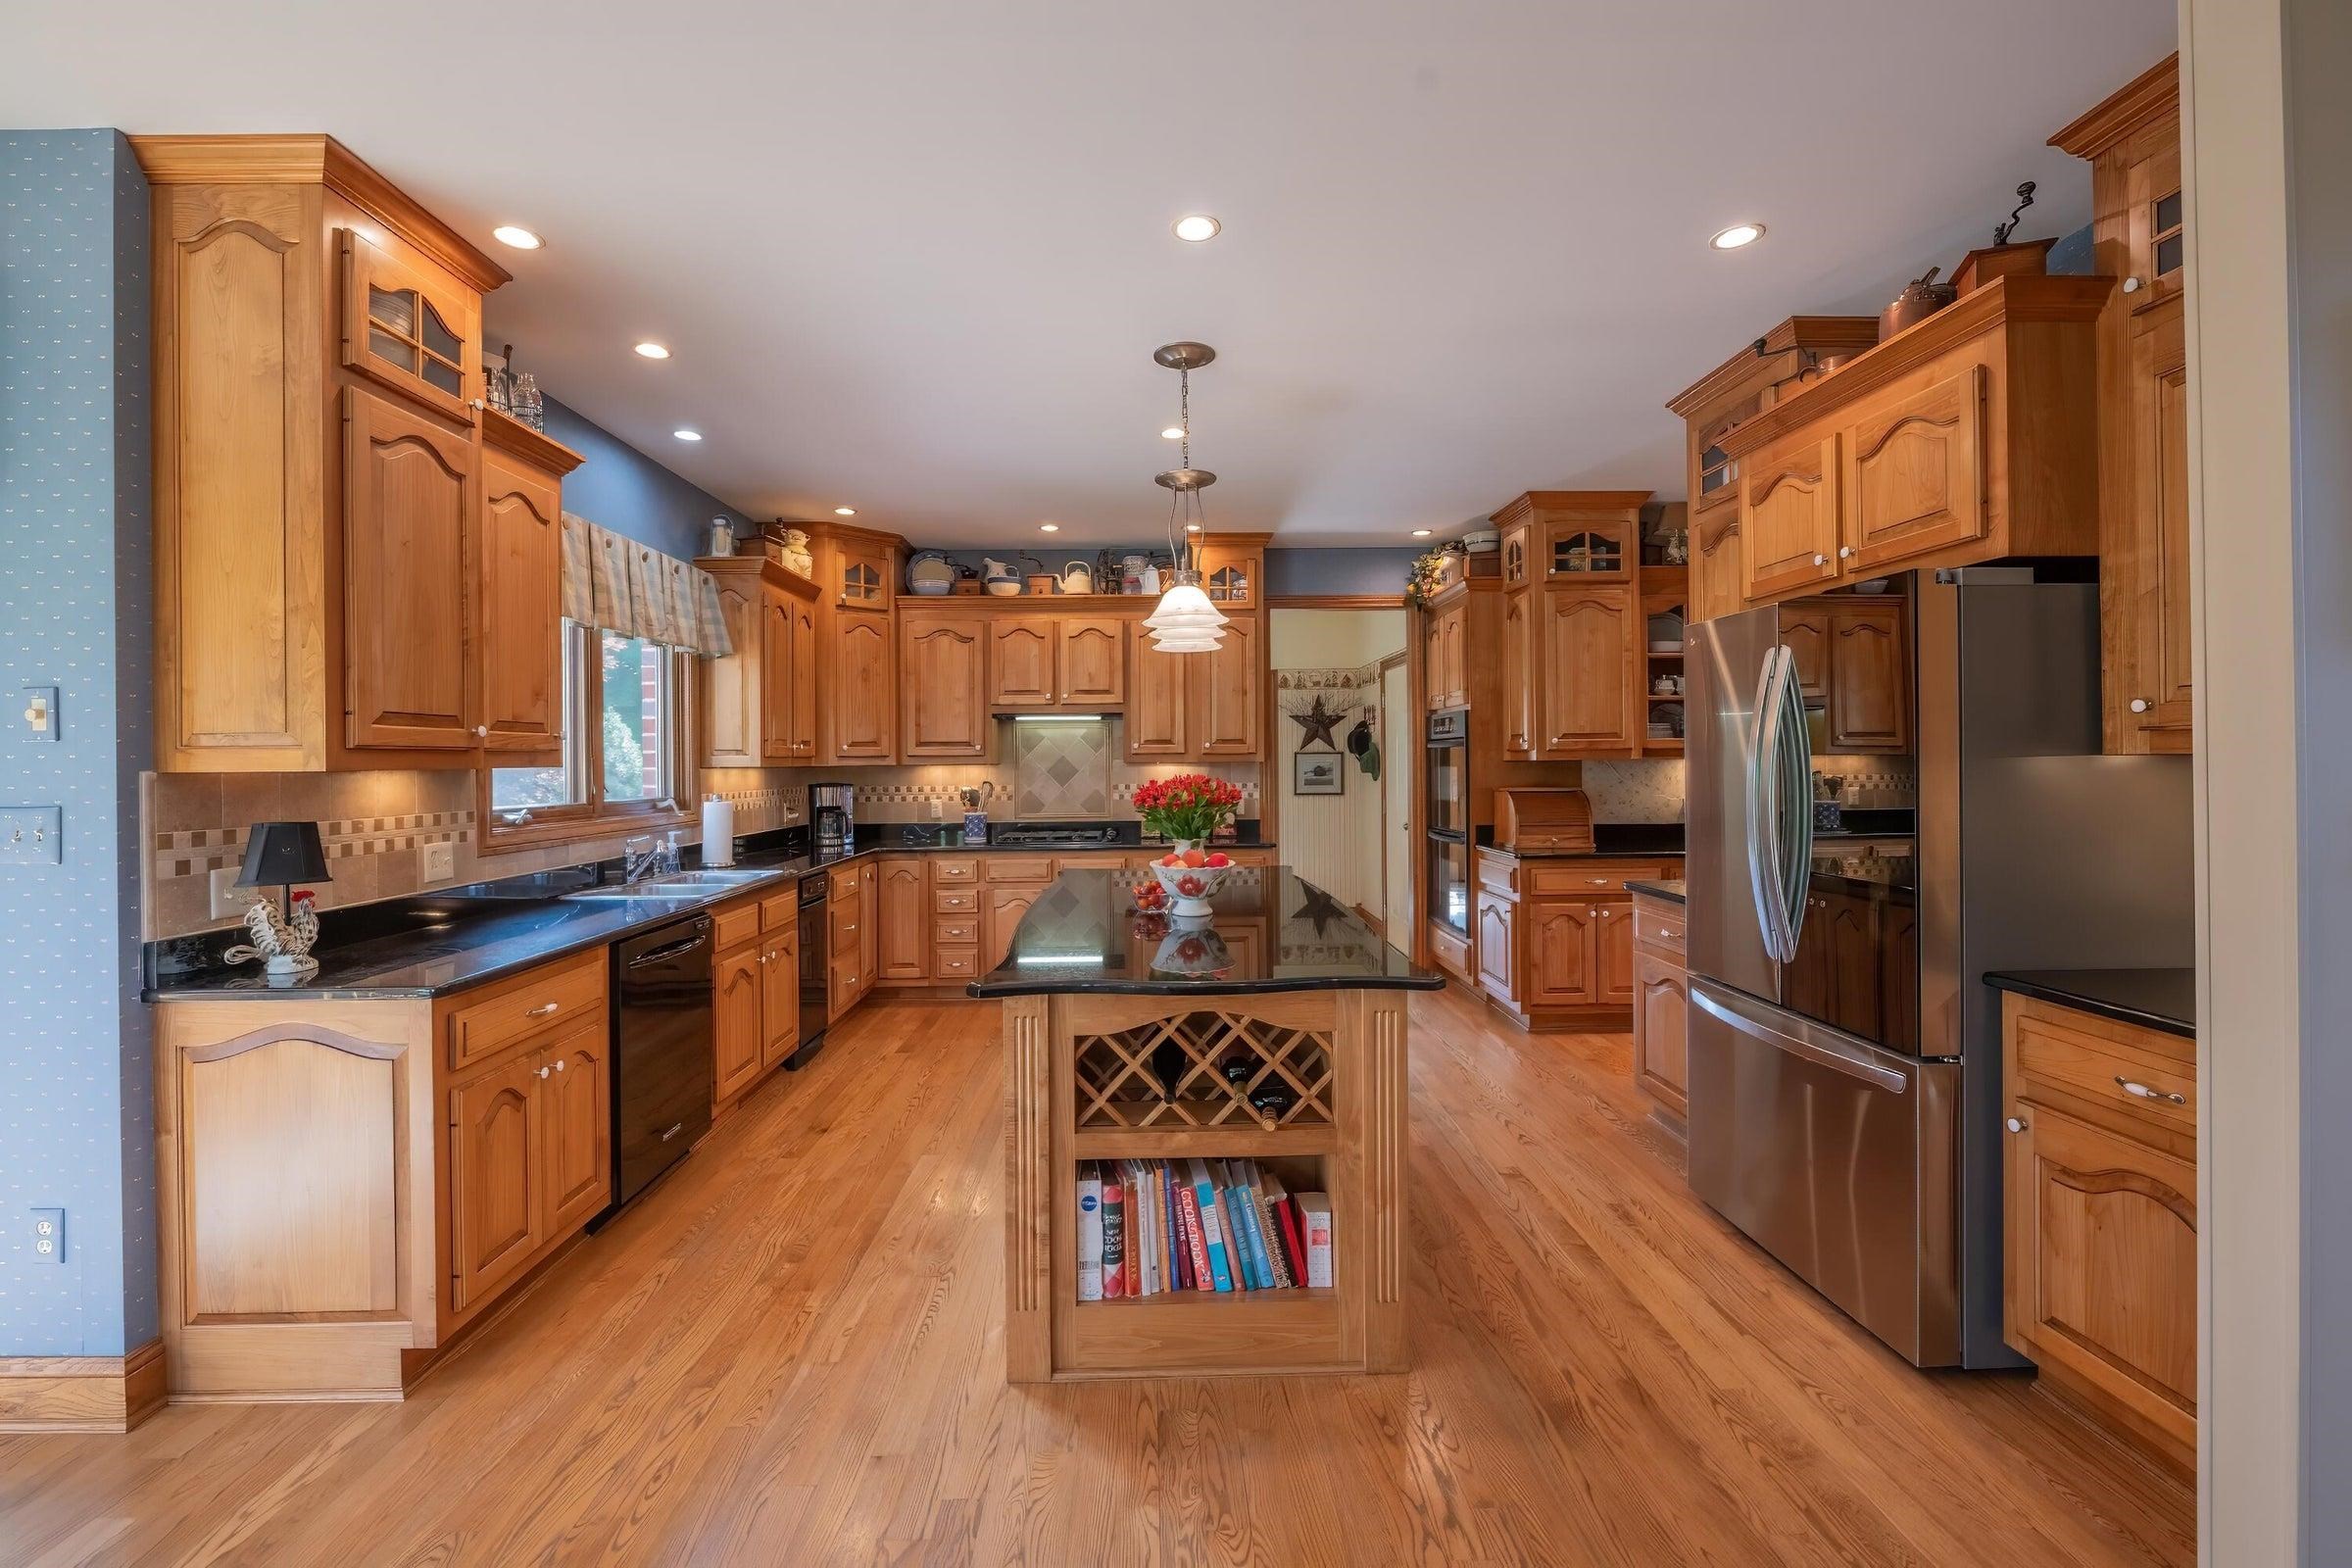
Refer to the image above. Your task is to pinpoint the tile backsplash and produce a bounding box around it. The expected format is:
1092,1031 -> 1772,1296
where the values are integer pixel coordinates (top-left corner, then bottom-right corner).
1580,759 -> 1687,824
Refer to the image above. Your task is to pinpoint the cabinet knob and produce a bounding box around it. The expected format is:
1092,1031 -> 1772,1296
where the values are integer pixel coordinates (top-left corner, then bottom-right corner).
1838,546 -> 1855,559
2005,1116 -> 2028,1133
537,1064 -> 552,1079
1813,553 -> 1830,567
554,1058 -> 566,1073
2129,698 -> 2152,713
474,724 -> 489,738
2123,275 -> 2143,294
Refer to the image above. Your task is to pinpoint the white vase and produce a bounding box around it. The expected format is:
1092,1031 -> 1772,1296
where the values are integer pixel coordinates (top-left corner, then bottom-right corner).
1149,838 -> 1233,918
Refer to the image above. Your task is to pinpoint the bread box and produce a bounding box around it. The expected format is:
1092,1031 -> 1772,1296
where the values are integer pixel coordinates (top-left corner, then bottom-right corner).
1492,788 -> 1596,854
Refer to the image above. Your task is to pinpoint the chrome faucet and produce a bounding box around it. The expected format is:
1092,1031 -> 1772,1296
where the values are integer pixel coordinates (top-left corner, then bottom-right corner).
620,835 -> 669,885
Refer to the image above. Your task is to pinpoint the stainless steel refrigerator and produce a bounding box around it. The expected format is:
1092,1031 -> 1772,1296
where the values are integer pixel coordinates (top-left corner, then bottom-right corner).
1684,567 -> 2192,1367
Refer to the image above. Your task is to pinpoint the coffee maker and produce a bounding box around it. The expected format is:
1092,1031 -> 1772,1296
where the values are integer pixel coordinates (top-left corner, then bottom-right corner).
808,782 -> 855,856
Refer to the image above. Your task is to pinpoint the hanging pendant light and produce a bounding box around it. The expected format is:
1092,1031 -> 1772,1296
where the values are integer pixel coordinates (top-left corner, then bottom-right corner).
1148,341 -> 1230,652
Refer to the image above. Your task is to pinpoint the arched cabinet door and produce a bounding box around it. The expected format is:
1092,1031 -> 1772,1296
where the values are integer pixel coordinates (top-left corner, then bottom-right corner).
900,614 -> 988,758
1055,617 -> 1125,707
448,1053 -> 544,1310
344,385 -> 474,752
478,448 -> 564,756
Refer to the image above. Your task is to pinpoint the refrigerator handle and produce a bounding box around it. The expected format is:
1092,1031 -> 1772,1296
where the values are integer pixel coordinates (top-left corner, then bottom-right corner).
1746,646 -> 1796,963
1776,647 -> 1816,956
1690,983 -> 1910,1093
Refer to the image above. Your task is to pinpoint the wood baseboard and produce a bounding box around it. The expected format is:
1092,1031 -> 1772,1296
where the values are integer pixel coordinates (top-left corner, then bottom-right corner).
0,1338 -> 167,1433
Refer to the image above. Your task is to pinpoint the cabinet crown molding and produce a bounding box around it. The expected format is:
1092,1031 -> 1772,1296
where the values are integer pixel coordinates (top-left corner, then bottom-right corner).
482,409 -> 585,474
1714,274 -> 2112,461
694,553 -> 823,600
2047,54 -> 2180,159
1665,316 -> 1885,417
127,133 -> 512,292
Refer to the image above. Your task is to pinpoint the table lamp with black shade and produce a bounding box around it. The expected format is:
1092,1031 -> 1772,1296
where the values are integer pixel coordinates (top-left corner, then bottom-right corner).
225,821 -> 331,975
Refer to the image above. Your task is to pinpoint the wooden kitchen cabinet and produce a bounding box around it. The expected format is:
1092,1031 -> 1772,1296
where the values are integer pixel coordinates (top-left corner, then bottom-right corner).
1056,616 -> 1125,707
1501,587 -> 1536,759
342,384 -> 475,753
990,620 -> 1056,708
1839,365 -> 1986,570
760,926 -> 800,1068
877,858 -> 929,984
540,1024 -> 612,1237
1630,887 -> 1689,1132
447,1052 -> 544,1313
1197,538 -> 1263,608
1539,587 -> 1636,756
1593,902 -> 1635,1006
828,612 -> 898,762
1195,614 -> 1261,757
2001,991 -> 2197,1473
713,942 -> 765,1102
138,134 -> 519,774
476,416 -> 579,760
985,883 -> 1047,972
1426,601 -> 1467,710
1525,902 -> 1598,1010
1124,621 -> 1189,758
1740,431 -> 1841,602
901,612 -> 990,759
859,861 -> 881,985
1826,601 -> 1908,752
1475,889 -> 1515,1000
699,557 -> 823,766
2055,53 -> 2194,755
1782,605 -> 1829,700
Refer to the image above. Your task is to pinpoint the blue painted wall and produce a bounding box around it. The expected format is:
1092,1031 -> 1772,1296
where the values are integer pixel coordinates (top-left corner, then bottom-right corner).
0,131 -> 155,1357
1267,547 -> 1420,597
541,394 -> 754,561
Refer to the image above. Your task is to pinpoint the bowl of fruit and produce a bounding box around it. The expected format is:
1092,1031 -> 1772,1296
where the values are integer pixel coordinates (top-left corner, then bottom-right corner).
1148,845 -> 1239,917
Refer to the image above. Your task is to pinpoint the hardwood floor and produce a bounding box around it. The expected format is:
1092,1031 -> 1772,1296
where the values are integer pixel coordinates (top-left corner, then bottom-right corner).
2,987 -> 2192,1566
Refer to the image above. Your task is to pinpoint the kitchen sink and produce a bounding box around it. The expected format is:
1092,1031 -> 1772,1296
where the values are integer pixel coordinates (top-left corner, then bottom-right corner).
562,868 -> 775,901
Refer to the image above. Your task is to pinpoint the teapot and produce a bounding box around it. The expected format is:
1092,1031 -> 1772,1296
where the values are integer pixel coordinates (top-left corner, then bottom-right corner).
1058,560 -> 1095,595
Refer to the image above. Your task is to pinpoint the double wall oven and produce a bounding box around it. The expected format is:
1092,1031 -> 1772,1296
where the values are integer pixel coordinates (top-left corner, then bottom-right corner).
1425,708 -> 1471,941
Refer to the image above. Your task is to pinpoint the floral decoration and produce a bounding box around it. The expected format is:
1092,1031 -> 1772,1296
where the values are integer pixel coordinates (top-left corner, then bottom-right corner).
1132,772 -> 1244,845
1405,547 -> 1452,605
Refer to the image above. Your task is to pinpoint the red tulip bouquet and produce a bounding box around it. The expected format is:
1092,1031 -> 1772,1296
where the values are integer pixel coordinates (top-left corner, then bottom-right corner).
1134,772 -> 1245,916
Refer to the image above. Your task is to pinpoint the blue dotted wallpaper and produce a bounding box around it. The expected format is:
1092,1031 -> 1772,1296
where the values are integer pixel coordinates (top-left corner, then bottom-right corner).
541,394 -> 753,562
0,129 -> 155,1357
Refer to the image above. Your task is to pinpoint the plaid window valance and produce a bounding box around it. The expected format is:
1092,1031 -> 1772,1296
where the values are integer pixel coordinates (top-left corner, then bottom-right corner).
560,513 -> 733,657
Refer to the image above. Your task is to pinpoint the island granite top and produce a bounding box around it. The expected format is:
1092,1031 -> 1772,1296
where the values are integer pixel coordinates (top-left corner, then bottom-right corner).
968,868 -> 1443,998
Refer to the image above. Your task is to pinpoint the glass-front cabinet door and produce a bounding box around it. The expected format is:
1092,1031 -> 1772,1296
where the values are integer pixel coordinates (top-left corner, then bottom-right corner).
340,231 -> 475,422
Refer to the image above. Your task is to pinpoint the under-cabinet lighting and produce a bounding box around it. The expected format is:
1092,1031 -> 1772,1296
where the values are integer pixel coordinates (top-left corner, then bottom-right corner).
1010,713 -> 1108,722
1017,955 -> 1106,965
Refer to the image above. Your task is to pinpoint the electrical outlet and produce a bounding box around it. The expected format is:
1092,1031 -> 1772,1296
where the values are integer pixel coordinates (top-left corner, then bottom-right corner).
421,842 -> 455,883
927,798 -> 943,821
28,1207 -> 63,1263
211,865 -> 270,920
0,807 -> 61,865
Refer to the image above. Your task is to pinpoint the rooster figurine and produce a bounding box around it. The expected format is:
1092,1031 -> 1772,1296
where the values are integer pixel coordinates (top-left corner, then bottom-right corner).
225,890 -> 322,975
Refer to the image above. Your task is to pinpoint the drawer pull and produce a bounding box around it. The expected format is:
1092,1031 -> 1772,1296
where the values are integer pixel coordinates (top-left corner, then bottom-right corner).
2115,1076 -> 2186,1105
526,1002 -> 561,1017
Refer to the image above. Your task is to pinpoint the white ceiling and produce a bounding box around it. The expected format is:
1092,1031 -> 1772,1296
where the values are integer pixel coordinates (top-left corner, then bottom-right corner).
9,1 -> 2176,546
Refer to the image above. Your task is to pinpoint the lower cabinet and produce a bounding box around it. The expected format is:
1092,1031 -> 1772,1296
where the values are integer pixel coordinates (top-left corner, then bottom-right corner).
1629,889 -> 1689,1132
2001,993 -> 2197,1475
760,925 -> 800,1069
1524,901 -> 1598,1010
877,857 -> 930,983
717,896 -> 803,1097
1594,902 -> 1635,1006
1472,854 -> 1673,1029
985,883 -> 1047,971
713,942 -> 765,1102
447,1053 -> 545,1312
540,1025 -> 612,1238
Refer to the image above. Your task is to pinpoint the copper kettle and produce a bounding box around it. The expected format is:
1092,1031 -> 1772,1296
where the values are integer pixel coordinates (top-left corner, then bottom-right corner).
1880,266 -> 1958,340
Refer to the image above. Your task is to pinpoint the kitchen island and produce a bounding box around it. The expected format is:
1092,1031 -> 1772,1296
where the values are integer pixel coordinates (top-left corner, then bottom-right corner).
972,867 -> 1441,1382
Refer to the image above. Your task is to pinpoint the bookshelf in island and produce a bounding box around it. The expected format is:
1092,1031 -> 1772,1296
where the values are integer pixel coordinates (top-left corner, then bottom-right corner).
971,867 -> 1443,1382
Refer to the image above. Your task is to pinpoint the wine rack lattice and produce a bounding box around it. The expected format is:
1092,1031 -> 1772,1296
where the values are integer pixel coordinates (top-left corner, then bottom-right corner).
1074,1010 -> 1334,1130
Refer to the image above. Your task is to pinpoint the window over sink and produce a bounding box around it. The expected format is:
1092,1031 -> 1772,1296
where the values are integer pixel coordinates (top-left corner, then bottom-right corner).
482,620 -> 691,852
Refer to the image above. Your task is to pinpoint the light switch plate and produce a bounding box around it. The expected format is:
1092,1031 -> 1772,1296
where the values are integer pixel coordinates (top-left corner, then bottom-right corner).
21,686 -> 57,742
421,842 -> 455,883
0,807 -> 61,865
211,865 -> 270,919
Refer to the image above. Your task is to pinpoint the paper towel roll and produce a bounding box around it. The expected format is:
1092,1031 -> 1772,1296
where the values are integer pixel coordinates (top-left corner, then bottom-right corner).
701,796 -> 736,865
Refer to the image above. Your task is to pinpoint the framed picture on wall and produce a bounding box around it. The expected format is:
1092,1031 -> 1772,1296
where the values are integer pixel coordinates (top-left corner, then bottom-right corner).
1294,750 -> 1345,796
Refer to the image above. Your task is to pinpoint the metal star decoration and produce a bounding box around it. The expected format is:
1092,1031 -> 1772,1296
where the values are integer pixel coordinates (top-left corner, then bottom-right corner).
1287,693 -> 1346,751
1289,882 -> 1353,937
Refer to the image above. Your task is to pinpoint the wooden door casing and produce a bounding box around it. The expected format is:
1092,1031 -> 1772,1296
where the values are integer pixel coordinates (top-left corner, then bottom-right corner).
1124,622 -> 1188,758
1538,587 -> 1635,756
990,621 -> 1055,708
541,1028 -> 611,1236
1840,365 -> 1986,570
900,614 -> 989,759
1740,434 -> 1841,602
1056,617 -> 1125,707
343,386 -> 473,752
476,449 -> 562,757
447,1054 -> 542,1311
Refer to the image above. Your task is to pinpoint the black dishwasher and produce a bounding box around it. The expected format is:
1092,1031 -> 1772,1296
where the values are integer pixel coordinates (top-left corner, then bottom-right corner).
602,912 -> 715,1222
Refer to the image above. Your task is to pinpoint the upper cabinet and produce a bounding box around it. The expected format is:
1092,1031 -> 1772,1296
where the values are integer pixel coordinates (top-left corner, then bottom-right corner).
989,620 -> 1056,709
1055,617 -> 1125,708
1197,539 -> 1263,609
1538,586 -> 1636,756
2053,55 -> 2192,756
478,414 -> 582,760
137,134 -> 516,772
1472,493 -> 1652,760
696,556 -> 821,767
1491,491 -> 1646,587
900,611 -> 990,759
1712,274 -> 2104,609
828,613 -> 898,762
1667,317 -> 1882,626
1124,614 -> 1262,762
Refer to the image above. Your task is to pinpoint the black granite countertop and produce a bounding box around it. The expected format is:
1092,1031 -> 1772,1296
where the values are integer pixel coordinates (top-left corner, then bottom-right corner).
145,826 -> 1275,1004
967,869 -> 1442,998
1985,969 -> 2195,1038
1626,879 -> 1686,905
1477,822 -> 1687,859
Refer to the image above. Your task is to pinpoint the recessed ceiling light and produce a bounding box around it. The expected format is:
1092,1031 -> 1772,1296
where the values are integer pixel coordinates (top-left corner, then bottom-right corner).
672,428 -> 703,442
1172,214 -> 1221,243
833,507 -> 857,516
1039,522 -> 1060,533
491,224 -> 543,250
1709,221 -> 1766,251
633,341 -> 671,360
1161,426 -> 1186,440
1411,528 -> 1433,538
